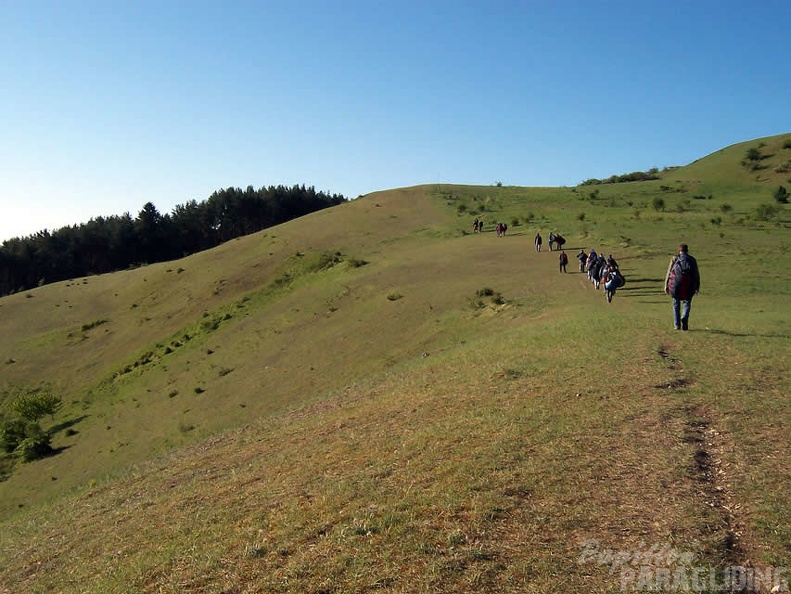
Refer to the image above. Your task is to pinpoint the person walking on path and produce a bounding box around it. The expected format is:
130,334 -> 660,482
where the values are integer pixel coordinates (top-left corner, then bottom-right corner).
534,232 -> 542,252
664,243 -> 701,330
559,250 -> 568,273
576,249 -> 587,272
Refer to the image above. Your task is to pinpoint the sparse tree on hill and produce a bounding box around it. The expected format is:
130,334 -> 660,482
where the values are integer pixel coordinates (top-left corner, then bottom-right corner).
13,392 -> 62,422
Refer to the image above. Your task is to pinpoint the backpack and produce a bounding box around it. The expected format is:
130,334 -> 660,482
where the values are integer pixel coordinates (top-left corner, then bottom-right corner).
668,255 -> 694,299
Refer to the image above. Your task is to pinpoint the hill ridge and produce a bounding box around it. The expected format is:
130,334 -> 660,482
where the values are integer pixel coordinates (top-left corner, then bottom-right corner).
1,134 -> 789,592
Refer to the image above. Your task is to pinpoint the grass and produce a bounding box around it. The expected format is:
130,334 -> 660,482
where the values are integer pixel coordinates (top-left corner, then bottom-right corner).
0,133 -> 789,592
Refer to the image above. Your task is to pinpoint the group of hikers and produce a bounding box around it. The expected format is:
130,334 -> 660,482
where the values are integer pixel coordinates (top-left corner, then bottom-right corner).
471,218 -> 510,238
537,231 -> 624,303
579,249 -> 626,303
472,219 -> 701,326
532,231 -> 566,252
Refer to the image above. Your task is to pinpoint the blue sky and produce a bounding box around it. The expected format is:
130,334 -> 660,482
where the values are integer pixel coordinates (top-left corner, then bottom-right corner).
1,0 -> 789,242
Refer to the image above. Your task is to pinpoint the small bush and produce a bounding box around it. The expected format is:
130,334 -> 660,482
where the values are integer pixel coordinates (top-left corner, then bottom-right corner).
14,424 -> 52,462
577,212 -> 586,221
720,203 -> 733,214
745,147 -> 762,162
490,293 -> 505,305
652,197 -> 665,212
755,203 -> 779,221
315,251 -> 343,271
1,418 -> 28,453
475,288 -> 504,306
773,185 -> 788,204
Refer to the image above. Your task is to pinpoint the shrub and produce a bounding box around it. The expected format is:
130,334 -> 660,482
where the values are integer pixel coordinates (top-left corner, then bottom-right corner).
475,288 -> 504,306
1,418 -> 28,453
755,203 -> 779,221
745,147 -> 762,162
1,418 -> 53,462
577,212 -> 586,221
773,185 -> 788,204
720,203 -> 733,214
652,197 -> 665,212
81,319 -> 108,332
14,424 -> 52,462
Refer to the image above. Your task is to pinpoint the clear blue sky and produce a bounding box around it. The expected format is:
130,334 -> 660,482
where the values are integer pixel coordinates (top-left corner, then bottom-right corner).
2,0 -> 789,241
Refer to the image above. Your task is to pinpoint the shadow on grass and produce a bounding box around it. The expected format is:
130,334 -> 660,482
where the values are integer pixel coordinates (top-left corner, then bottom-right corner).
49,415 -> 89,436
702,328 -> 791,339
618,277 -> 665,298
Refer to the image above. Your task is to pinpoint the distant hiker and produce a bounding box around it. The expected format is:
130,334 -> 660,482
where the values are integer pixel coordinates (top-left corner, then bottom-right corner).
576,249 -> 587,272
534,232 -> 543,252
604,264 -> 626,303
554,234 -> 566,249
586,250 -> 598,279
495,222 -> 502,237
472,218 -> 480,233
559,250 -> 568,273
664,243 -> 701,330
548,232 -> 556,251
502,222 -> 508,236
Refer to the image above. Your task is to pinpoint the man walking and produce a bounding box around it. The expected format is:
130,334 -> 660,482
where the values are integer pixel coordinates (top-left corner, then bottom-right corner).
664,244 -> 701,330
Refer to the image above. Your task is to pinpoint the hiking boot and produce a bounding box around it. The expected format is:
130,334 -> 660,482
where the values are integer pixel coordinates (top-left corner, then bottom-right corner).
681,320 -> 688,331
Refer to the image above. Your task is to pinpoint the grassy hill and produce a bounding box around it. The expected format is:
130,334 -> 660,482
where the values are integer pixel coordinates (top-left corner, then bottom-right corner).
1,133 -> 789,593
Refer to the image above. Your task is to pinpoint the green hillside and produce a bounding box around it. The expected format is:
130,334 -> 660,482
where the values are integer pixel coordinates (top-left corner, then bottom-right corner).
1,134 -> 789,593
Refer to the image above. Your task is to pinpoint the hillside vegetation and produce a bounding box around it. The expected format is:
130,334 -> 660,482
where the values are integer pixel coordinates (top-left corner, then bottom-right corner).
0,134 -> 789,593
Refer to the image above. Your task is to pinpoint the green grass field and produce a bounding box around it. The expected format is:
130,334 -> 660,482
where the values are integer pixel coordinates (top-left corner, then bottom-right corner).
0,133 -> 789,593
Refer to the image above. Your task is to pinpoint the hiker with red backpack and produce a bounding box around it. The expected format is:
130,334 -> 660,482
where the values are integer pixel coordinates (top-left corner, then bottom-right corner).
664,244 -> 701,330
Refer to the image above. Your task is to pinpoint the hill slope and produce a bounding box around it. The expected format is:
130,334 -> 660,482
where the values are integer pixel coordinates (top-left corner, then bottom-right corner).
1,135 -> 790,593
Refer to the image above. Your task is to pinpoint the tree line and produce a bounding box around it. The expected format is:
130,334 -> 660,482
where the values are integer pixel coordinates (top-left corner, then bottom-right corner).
0,184 -> 347,296
579,168 -> 662,186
